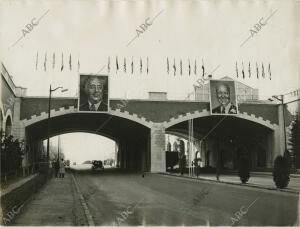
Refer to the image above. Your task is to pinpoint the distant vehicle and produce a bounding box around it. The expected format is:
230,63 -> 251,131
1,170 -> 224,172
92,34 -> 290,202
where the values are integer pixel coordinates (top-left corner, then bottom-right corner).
92,160 -> 104,172
83,160 -> 92,164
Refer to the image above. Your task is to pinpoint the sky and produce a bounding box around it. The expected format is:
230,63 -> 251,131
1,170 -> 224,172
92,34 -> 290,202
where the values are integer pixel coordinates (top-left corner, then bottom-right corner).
1,0 -> 299,161
49,133 -> 115,164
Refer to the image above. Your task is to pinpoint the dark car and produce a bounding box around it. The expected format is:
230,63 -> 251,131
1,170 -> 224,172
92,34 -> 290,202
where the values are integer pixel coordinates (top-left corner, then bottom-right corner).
92,160 -> 104,172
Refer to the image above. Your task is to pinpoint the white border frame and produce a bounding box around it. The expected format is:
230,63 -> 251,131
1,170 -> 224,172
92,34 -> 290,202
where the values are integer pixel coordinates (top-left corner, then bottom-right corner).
77,73 -> 110,113
209,79 -> 239,115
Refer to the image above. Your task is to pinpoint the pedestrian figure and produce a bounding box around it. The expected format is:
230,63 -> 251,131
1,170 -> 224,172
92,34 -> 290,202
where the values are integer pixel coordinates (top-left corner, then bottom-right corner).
59,158 -> 66,178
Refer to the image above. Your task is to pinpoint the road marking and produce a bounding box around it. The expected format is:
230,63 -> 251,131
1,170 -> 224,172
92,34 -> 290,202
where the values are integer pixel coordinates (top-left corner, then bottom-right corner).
71,173 -> 95,226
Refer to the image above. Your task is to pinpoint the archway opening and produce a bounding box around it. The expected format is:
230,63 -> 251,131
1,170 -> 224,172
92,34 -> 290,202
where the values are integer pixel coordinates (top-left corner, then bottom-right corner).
25,112 -> 151,173
5,115 -> 12,136
166,115 -> 274,173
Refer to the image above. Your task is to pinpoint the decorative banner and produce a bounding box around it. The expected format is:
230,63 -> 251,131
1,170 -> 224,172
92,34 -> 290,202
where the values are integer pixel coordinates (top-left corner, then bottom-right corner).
131,57 -> 134,74
61,52 -> 64,71
78,74 -> 109,112
262,62 -> 265,78
235,61 -> 238,78
107,56 -> 110,73
180,59 -> 182,75
77,56 -> 80,73
146,57 -> 149,74
194,59 -> 197,75
116,56 -> 119,73
268,63 -> 271,80
140,57 -> 142,73
69,54 -> 72,71
188,59 -> 191,76
35,52 -> 38,71
124,57 -> 126,73
167,57 -> 169,74
210,79 -> 238,115
52,53 -> 55,69
256,62 -> 259,79
202,59 -> 204,78
248,62 -> 251,78
242,61 -> 245,79
173,58 -> 176,76
44,52 -> 47,71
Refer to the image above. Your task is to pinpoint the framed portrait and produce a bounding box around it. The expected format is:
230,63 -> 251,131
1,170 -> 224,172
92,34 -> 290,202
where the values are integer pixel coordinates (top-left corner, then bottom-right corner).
209,79 -> 238,115
78,74 -> 109,112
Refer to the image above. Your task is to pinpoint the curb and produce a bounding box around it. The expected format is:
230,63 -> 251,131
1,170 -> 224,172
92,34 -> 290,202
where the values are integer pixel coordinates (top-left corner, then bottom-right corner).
71,173 -> 95,226
157,172 -> 300,195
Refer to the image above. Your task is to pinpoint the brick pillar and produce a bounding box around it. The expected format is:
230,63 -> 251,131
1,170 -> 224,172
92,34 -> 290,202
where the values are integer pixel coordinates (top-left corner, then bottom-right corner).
150,124 -> 166,172
12,98 -> 25,140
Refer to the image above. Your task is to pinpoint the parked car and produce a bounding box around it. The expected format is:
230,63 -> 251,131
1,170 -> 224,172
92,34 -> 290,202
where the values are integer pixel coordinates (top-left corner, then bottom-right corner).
92,160 -> 104,172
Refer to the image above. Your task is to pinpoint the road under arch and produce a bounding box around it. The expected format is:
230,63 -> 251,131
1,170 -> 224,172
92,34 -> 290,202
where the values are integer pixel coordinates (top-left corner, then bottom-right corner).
25,113 -> 151,172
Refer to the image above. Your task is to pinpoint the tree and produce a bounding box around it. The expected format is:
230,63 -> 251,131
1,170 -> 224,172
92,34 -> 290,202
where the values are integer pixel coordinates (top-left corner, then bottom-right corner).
1,135 -> 24,174
238,156 -> 251,183
288,114 -> 300,168
273,155 -> 290,189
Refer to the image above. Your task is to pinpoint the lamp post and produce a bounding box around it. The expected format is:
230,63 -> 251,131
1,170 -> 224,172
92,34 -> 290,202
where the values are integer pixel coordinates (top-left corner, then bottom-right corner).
46,85 -> 68,166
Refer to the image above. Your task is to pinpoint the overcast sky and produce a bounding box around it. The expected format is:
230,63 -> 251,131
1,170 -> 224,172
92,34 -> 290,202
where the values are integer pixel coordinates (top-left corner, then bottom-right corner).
1,0 -> 299,161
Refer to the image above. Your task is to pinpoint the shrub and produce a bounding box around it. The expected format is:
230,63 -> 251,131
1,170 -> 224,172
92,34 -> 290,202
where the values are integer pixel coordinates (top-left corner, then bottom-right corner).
238,156 -> 251,183
273,155 -> 290,189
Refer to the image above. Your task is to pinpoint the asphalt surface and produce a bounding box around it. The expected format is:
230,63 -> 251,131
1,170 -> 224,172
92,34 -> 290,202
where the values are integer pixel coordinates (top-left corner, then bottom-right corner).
72,168 -> 299,226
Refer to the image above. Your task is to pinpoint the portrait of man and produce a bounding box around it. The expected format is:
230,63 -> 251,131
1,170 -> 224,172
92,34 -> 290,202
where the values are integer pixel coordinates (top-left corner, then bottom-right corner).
210,80 -> 238,115
78,74 -> 109,112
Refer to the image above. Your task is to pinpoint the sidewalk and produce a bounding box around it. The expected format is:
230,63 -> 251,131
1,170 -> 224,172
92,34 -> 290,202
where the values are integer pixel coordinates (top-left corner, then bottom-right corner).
12,173 -> 87,226
161,172 -> 300,193
1,174 -> 38,197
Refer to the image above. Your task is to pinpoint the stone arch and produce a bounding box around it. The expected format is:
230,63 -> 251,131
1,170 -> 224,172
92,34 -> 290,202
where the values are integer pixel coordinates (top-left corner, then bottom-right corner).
163,109 -> 277,131
22,106 -> 154,129
40,129 -> 118,143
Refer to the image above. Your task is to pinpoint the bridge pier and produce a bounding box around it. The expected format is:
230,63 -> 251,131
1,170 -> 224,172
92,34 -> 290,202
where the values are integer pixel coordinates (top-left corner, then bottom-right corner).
150,124 -> 166,173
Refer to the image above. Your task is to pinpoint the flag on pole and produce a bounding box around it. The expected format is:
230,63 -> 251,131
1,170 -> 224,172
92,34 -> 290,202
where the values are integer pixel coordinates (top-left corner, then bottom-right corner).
140,57 -> 142,73
248,62 -> 251,78
188,59 -> 191,76
167,57 -> 169,74
124,57 -> 126,73
116,56 -> 119,73
146,57 -> 149,74
268,63 -> 271,80
202,59 -> 204,78
44,52 -> 47,71
173,58 -> 176,76
69,54 -> 72,71
242,61 -> 245,79
194,59 -> 197,75
61,52 -> 64,71
131,57 -> 134,74
262,63 -> 265,78
235,61 -> 238,78
180,59 -> 182,75
256,62 -> 259,79
52,53 -> 55,69
107,56 -> 110,73
35,52 -> 38,71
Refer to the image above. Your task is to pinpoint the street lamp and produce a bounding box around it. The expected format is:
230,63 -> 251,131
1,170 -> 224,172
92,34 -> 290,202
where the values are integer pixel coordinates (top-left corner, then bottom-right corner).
46,85 -> 68,166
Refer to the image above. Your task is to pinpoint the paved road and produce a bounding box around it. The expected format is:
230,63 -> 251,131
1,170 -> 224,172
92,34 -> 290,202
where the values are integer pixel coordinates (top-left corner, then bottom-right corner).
73,169 -> 299,226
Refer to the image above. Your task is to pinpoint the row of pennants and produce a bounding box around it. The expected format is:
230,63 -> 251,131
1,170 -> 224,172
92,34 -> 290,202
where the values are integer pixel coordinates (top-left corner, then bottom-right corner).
35,52 -> 80,72
34,52 -> 272,80
236,61 -> 272,80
